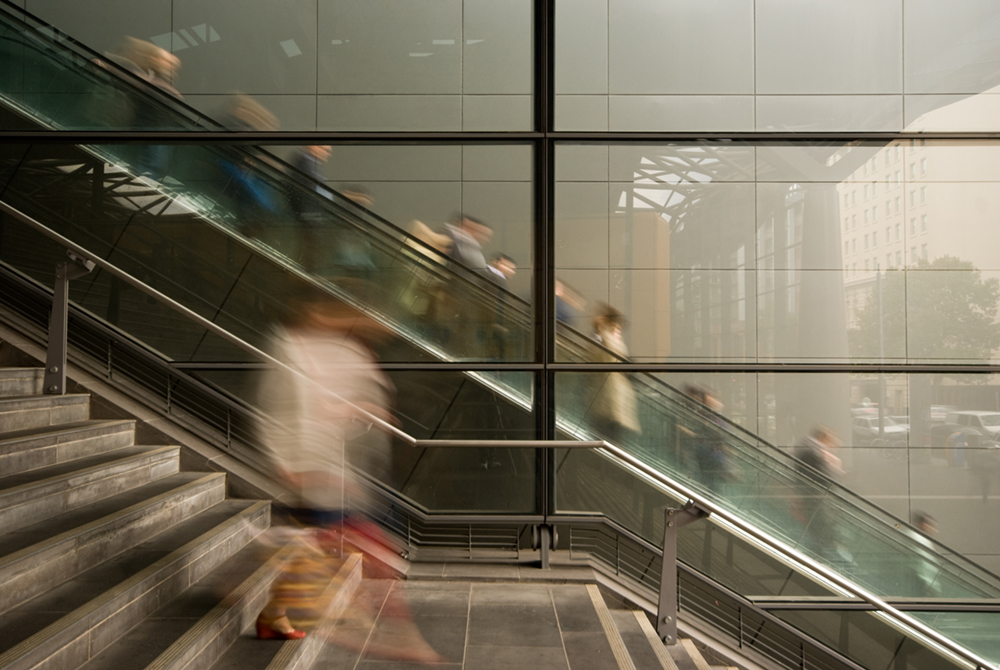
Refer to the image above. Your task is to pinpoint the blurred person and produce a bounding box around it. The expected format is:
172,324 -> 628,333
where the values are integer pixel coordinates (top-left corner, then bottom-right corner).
967,431 -> 1000,502
485,253 -> 517,361
555,279 -> 586,328
792,425 -> 850,563
254,294 -> 443,662
439,213 -> 493,356
680,384 -> 733,489
100,37 -> 183,179
443,212 -> 491,272
587,304 -> 641,444
905,511 -> 941,596
288,145 -> 332,272
254,294 -> 394,639
215,94 -> 283,238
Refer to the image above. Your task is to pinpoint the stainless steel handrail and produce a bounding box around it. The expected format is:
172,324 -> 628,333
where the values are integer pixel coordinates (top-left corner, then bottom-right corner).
588,443 -> 989,670
1,202 -> 991,669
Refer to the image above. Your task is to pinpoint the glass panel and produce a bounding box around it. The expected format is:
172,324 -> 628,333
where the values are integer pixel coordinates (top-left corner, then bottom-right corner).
554,370 -> 1000,603
555,1 -> 1000,132
0,140 -> 534,363
772,610 -> 966,670
557,141 -> 1000,365
2,0 -> 532,132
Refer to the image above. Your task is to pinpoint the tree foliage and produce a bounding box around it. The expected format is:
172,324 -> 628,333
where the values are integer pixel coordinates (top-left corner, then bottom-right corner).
850,255 -> 1000,361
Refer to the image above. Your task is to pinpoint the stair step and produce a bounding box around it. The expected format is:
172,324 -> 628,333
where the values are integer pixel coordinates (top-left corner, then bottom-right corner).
0,368 -> 43,397
0,499 -> 270,670
667,638 -> 715,670
583,583 -> 637,670
0,445 -> 180,534
0,419 -> 136,476
77,539 -> 294,670
0,472 -> 226,614
610,610 -> 678,670
0,394 -> 90,432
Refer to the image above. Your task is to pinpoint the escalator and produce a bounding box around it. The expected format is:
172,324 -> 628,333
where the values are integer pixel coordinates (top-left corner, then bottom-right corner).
1,3 -> 1000,668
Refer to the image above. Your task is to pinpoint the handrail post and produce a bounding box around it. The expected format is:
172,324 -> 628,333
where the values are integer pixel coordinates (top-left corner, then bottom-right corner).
658,502 -> 709,644
43,251 -> 94,394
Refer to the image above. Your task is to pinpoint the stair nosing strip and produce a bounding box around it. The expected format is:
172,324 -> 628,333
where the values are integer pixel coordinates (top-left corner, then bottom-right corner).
587,583 -> 637,670
0,500 -> 271,669
0,445 -> 179,501
633,610 -> 681,670
143,540 -> 301,670
0,472 -> 226,573
264,553 -> 364,670
0,420 -> 135,447
681,638 -> 715,670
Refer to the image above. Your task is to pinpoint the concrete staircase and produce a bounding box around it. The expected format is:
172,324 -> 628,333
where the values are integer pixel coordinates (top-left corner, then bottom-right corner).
0,364 -> 361,670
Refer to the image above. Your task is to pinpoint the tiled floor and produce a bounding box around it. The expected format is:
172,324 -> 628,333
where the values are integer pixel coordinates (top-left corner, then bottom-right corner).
312,579 -> 623,670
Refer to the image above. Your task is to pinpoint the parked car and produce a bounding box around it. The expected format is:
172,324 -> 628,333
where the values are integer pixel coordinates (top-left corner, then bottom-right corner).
944,411 -> 1000,439
852,416 -> 908,446
929,405 -> 957,423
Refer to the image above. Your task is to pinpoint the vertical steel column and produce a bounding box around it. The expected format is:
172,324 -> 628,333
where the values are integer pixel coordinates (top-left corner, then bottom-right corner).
533,0 -> 557,568
43,251 -> 94,395
657,504 -> 709,644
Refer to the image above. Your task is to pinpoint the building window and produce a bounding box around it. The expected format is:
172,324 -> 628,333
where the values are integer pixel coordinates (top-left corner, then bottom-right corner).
886,199 -> 892,215
852,215 -> 857,230
895,196 -> 901,212
864,184 -> 870,200
909,190 -> 916,206
895,145 -> 902,160
886,149 -> 892,163
873,156 -> 878,171
896,251 -> 902,265
922,244 -> 928,260
911,246 -> 917,262
864,234 -> 870,249
910,218 -> 917,234
895,222 -> 901,240
844,242 -> 849,255
895,170 -> 901,186
921,157 -> 927,174
852,191 -> 857,205
864,210 -> 870,225
921,214 -> 927,232
910,163 -> 916,179
872,205 -> 878,221
844,217 -> 849,231
872,231 -> 878,246
864,259 -> 870,272
852,239 -> 857,253
886,226 -> 892,242
853,263 -> 857,276
920,186 -> 927,204
844,194 -> 849,208
886,175 -> 891,188
887,253 -> 892,267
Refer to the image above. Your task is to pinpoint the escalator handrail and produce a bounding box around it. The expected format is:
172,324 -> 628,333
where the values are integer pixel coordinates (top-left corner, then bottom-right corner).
1,201 -> 990,670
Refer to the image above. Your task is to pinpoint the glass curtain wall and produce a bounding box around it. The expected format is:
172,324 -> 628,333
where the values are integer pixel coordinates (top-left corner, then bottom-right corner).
8,0 -> 1000,590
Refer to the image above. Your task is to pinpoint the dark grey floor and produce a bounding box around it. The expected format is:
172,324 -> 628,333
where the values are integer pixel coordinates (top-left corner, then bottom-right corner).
310,579 -> 623,670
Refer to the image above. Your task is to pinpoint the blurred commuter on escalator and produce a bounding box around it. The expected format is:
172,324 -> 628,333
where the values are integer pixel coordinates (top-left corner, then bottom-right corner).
438,213 -> 493,357
215,94 -> 283,239
587,303 -> 641,445
792,425 -> 851,565
100,37 -> 182,179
